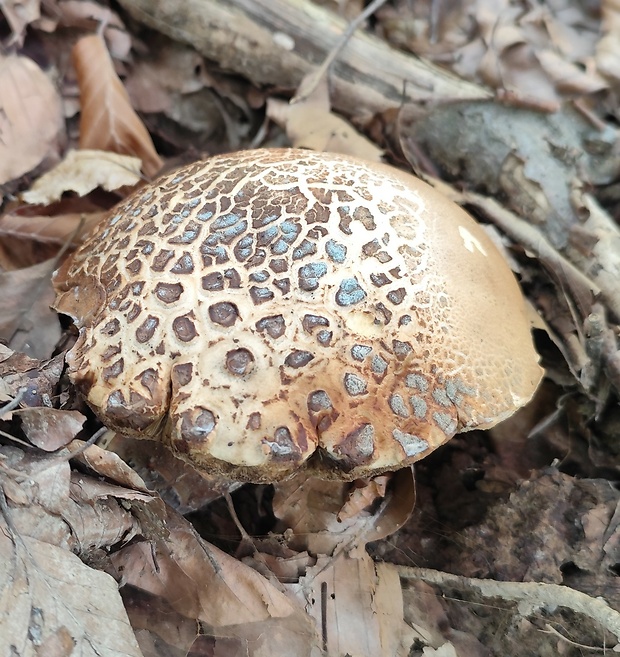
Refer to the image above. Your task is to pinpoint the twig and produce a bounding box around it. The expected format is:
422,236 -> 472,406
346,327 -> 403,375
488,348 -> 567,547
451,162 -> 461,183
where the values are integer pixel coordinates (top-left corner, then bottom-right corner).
293,0 -> 390,104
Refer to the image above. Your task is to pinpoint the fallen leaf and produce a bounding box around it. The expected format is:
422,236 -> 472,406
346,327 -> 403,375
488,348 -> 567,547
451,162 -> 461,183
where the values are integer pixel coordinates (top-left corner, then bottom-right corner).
596,0 -> 620,83
67,440 -> 153,493
273,469 -> 415,555
72,34 -> 163,178
0,209 -> 106,251
16,408 -> 86,451
0,530 -> 144,657
22,150 -> 143,205
111,507 -> 318,655
108,433 -> 234,513
0,54 -> 65,185
0,259 -> 61,360
1,441 -> 164,554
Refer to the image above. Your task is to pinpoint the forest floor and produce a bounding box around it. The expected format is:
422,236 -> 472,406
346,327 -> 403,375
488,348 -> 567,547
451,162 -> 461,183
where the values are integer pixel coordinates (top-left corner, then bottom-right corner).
1,1 -> 620,655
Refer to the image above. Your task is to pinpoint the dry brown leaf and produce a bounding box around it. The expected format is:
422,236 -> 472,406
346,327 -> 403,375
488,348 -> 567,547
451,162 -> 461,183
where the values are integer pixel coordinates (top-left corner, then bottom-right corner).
124,42 -> 210,114
22,150 -> 142,205
72,35 -> 163,178
0,54 -> 64,185
0,209 -> 106,248
67,440 -> 153,493
337,475 -> 390,522
273,469 -> 414,555
111,507 -> 318,655
107,433 -> 233,513
0,441 -> 164,656
0,530 -> 144,657
536,49 -> 607,94
114,509 -> 297,626
1,440 -> 164,553
0,259 -> 61,360
16,408 -> 86,451
267,75 -> 382,161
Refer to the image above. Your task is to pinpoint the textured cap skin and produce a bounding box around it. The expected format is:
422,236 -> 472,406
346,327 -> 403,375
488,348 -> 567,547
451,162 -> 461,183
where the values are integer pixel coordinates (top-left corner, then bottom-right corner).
53,148 -> 543,482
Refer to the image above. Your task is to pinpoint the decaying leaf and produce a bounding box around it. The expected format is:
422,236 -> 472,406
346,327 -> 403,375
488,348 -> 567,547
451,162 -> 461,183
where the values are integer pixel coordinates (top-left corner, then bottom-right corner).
0,209 -> 106,252
72,35 -> 163,178
273,469 -> 415,556
107,433 -> 235,513
0,54 -> 64,186
46,0 -> 132,60
0,439 -> 168,656
22,150 -> 143,205
111,507 -> 318,656
0,531 -> 144,657
0,259 -> 60,360
66,440 -> 154,494
16,408 -> 86,451
262,470 -> 416,656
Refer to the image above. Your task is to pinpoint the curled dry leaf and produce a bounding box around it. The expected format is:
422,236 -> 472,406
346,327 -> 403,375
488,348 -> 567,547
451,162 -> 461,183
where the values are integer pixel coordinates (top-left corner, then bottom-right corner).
107,433 -> 236,513
0,54 -> 64,186
22,150 -> 142,205
1,442 -> 161,553
72,35 -> 163,178
0,438 -> 166,656
66,440 -> 153,493
273,469 -> 415,556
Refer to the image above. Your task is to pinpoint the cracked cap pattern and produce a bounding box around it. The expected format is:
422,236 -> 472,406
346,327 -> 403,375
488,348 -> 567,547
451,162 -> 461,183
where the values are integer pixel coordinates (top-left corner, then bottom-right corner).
53,148 -> 543,482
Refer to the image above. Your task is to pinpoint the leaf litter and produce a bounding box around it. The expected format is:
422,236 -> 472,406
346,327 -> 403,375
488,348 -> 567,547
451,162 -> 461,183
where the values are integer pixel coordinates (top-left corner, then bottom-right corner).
2,0 -> 620,654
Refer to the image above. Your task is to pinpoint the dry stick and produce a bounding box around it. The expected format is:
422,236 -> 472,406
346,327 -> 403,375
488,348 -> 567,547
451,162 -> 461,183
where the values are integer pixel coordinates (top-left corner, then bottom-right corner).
399,566 -> 620,646
116,0 -> 490,120
293,0 -> 390,104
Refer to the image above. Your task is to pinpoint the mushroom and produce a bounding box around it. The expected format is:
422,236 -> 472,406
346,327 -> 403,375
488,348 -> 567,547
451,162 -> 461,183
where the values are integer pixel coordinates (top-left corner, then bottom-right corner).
53,148 -> 543,483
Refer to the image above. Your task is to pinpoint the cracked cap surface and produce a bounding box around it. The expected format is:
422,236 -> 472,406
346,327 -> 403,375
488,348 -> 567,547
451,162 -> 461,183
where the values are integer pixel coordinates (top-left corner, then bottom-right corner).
53,148 -> 543,482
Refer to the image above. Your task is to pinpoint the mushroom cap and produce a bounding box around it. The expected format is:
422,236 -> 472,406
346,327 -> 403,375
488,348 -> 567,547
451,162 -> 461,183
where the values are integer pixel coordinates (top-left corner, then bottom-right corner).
54,148 -> 543,482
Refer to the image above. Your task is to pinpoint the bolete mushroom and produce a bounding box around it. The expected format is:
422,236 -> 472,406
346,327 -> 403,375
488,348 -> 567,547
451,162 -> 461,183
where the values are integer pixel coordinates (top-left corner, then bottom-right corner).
53,148 -> 543,482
